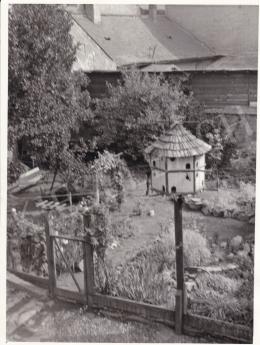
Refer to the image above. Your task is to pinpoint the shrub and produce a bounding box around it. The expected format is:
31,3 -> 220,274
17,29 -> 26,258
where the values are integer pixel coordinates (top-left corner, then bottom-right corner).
102,220 -> 211,305
189,272 -> 253,326
105,251 -> 175,307
111,217 -> 135,239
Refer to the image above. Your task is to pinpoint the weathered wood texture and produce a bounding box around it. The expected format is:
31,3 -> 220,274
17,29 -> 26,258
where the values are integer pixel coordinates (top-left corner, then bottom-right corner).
8,270 -> 49,289
86,70 -> 257,108
190,71 -> 257,106
8,269 -> 253,343
184,313 -> 253,343
91,293 -> 175,326
44,215 -> 56,297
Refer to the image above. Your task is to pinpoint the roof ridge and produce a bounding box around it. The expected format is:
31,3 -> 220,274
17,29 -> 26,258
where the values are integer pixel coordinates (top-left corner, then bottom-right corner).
71,14 -> 115,64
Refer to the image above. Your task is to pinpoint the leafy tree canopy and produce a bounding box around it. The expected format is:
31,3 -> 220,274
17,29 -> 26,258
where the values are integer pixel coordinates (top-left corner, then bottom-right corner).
94,69 -> 193,160
8,5 -> 91,176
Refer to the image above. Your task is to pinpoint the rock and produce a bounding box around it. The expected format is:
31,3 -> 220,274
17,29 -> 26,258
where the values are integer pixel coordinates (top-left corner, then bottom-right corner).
212,207 -> 225,217
242,271 -> 250,279
201,205 -> 211,216
148,210 -> 155,217
249,216 -> 255,224
237,250 -> 248,258
227,253 -> 234,260
243,242 -> 251,254
220,241 -> 227,249
237,213 -> 249,222
186,281 -> 196,292
230,235 -> 243,252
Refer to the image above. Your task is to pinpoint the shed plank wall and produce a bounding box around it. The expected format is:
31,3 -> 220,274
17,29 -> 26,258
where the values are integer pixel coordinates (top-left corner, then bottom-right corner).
86,71 -> 257,107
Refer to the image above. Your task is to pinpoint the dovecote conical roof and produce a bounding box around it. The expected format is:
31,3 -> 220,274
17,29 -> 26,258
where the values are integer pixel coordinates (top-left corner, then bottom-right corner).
144,123 -> 212,158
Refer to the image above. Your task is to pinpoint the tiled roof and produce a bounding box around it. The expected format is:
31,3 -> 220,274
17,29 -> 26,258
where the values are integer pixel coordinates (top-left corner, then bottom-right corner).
165,5 -> 258,56
71,14 -> 214,66
145,124 -> 212,158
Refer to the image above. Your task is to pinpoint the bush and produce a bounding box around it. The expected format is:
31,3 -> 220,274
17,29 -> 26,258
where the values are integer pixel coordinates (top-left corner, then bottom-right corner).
102,220 -> 211,305
189,272 -> 253,326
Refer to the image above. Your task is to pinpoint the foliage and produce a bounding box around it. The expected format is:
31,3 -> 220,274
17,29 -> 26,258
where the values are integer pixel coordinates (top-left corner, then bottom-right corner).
185,108 -> 237,171
102,221 -> 211,304
229,142 -> 256,183
49,210 -> 84,272
7,211 -> 47,275
90,151 -> 129,207
8,5 -> 92,186
7,160 -> 28,185
106,257 -> 175,307
94,70 -> 194,160
189,271 -> 253,326
111,217 -> 135,239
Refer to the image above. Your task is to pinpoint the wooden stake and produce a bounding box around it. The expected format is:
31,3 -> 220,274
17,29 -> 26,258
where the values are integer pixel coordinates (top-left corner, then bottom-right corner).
83,215 -> 95,307
174,195 -> 185,334
44,213 -> 56,298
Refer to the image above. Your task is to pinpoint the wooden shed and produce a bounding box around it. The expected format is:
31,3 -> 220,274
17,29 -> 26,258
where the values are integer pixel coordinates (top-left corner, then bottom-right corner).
144,123 -> 211,194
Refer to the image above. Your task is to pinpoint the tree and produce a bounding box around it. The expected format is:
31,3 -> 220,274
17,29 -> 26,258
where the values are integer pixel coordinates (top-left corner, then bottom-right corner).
94,69 -> 193,160
8,5 -> 92,188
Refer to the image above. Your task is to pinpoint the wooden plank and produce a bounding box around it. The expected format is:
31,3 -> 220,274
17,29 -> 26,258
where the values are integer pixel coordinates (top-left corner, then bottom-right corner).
91,293 -> 174,324
83,232 -> 95,306
183,313 -> 252,343
8,270 -> 49,289
36,200 -> 49,207
54,287 -> 84,303
174,195 -> 185,334
51,234 -> 86,243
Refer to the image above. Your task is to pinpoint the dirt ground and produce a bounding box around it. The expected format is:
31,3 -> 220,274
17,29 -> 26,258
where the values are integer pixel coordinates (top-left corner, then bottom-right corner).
105,181 -> 254,268
56,180 -> 254,291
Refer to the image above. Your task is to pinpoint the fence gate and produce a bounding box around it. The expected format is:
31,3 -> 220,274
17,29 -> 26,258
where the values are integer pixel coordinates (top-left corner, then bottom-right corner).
44,213 -> 94,305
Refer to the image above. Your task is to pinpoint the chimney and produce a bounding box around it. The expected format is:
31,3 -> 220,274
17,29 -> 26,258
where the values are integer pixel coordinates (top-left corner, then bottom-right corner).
149,5 -> 157,21
77,4 -> 101,24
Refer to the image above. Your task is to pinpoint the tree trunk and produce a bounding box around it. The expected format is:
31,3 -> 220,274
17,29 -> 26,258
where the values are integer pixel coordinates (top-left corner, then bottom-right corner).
50,165 -> 59,192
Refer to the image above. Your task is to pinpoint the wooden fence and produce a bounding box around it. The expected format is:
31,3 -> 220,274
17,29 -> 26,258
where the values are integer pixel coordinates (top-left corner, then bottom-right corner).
8,201 -> 253,343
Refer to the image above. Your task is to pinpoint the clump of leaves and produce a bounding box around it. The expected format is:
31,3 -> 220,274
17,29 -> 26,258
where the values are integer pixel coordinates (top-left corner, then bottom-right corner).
9,5 -> 93,188
94,69 -> 193,160
189,272 -> 253,326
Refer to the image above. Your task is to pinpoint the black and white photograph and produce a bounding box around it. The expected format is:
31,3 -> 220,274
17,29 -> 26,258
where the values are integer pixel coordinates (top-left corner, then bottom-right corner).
3,2 -> 259,343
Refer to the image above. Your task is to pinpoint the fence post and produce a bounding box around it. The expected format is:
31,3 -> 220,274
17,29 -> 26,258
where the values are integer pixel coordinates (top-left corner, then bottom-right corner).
83,215 -> 95,307
174,194 -> 185,334
44,212 -> 56,298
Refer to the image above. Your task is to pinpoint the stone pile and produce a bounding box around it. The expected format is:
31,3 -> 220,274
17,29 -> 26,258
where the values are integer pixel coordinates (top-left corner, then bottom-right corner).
185,195 -> 255,224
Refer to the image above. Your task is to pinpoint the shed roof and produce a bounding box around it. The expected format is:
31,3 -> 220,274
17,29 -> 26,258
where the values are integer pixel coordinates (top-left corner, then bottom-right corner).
145,123 -> 212,158
141,53 -> 258,72
71,14 -> 214,66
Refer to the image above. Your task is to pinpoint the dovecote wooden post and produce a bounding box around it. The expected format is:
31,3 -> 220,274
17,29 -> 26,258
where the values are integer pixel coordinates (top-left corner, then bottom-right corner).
173,194 -> 186,334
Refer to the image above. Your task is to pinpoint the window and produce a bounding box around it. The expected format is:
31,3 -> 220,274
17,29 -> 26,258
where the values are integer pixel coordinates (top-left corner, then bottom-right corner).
153,160 -> 156,167
186,163 -> 191,170
162,186 -> 166,193
170,157 -> 176,162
